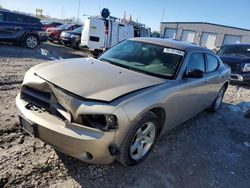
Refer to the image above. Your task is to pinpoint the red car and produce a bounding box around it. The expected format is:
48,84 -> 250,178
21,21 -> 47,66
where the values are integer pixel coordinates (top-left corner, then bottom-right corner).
46,24 -> 81,42
42,22 -> 63,30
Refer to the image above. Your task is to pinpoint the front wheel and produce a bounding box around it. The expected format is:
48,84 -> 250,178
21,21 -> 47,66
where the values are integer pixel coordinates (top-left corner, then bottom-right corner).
207,86 -> 226,112
117,112 -> 160,166
25,34 -> 39,49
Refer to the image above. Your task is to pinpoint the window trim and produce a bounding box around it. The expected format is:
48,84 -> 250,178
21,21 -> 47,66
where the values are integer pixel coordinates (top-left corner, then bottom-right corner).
205,53 -> 220,73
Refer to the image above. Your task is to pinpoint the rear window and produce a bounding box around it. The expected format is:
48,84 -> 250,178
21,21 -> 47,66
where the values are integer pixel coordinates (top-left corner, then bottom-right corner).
25,16 -> 40,24
57,24 -> 70,30
90,36 -> 100,42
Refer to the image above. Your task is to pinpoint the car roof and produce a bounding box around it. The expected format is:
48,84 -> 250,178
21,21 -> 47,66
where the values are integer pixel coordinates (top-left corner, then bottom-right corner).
222,43 -> 250,47
0,9 -> 38,19
129,37 -> 210,52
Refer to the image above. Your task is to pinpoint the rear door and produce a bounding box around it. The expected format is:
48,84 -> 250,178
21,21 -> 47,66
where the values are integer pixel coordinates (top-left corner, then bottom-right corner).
177,52 -> 210,115
118,23 -> 126,42
163,52 -> 210,131
0,12 -> 26,40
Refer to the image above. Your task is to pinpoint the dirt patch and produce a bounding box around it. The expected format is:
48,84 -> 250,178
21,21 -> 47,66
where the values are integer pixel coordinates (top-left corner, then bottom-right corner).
0,44 -> 250,188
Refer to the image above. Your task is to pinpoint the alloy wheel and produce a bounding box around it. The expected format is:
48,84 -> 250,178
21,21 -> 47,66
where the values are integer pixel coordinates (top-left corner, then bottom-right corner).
26,36 -> 38,48
129,122 -> 156,160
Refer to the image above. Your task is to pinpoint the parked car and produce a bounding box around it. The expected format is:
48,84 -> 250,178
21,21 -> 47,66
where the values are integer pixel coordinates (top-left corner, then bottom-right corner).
42,21 -> 62,30
60,27 -> 82,48
218,44 -> 250,83
46,24 -> 81,42
16,38 -> 230,166
0,9 -> 47,48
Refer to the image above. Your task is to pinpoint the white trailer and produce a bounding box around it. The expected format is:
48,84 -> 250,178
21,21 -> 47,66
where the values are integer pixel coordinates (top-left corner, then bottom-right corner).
80,17 -> 151,52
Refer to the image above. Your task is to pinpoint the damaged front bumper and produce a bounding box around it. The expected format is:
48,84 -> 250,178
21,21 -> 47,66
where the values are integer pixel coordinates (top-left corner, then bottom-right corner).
16,93 -> 117,164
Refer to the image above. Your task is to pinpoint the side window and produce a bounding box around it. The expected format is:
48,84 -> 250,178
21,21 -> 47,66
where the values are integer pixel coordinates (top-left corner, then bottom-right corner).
5,13 -> 16,22
25,16 -> 39,24
5,13 -> 26,23
16,15 -> 25,23
206,54 -> 219,72
0,12 -> 4,22
186,53 -> 205,73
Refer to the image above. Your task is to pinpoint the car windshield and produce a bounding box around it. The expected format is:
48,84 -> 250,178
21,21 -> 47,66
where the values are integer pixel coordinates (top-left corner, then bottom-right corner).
218,45 -> 250,57
73,27 -> 82,33
98,40 -> 184,79
57,24 -> 70,30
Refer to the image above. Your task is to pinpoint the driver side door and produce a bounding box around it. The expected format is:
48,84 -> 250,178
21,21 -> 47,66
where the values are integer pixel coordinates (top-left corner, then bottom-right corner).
163,52 -> 210,131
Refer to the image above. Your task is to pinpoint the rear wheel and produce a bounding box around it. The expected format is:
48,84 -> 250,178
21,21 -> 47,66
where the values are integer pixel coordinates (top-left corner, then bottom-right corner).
207,86 -> 226,112
117,111 -> 160,166
25,34 -> 39,49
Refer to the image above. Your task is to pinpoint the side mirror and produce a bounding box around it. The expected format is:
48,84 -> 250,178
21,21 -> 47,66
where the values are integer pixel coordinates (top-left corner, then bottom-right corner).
184,69 -> 204,78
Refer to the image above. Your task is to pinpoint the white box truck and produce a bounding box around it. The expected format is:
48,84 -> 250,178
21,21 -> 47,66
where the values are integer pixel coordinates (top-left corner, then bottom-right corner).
80,16 -> 151,53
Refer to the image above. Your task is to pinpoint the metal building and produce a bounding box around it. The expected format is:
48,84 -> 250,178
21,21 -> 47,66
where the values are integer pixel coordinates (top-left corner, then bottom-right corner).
160,22 -> 250,49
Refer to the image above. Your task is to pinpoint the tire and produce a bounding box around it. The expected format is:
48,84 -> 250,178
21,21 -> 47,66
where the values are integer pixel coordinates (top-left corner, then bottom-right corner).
207,86 -> 226,112
24,34 -> 39,49
117,111 -> 160,166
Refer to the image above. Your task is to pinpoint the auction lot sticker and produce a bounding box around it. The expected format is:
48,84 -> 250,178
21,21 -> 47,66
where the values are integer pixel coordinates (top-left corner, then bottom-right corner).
163,48 -> 184,56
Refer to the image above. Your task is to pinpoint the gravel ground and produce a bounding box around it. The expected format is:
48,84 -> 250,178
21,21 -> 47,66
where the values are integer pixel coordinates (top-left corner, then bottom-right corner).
0,43 -> 250,188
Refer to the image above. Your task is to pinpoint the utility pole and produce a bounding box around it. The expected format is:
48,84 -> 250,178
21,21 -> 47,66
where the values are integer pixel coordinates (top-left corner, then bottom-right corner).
77,0 -> 81,23
160,8 -> 165,37
161,8 -> 165,23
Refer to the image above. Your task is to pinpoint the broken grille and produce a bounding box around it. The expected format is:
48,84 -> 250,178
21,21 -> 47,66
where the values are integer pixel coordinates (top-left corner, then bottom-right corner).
21,86 -> 69,121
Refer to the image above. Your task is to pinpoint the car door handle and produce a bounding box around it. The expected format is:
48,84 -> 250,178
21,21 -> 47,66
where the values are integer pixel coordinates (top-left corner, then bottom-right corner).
14,27 -> 22,30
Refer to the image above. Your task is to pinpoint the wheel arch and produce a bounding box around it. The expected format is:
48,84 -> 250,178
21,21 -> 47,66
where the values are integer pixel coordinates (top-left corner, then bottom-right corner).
223,81 -> 229,91
149,107 -> 166,134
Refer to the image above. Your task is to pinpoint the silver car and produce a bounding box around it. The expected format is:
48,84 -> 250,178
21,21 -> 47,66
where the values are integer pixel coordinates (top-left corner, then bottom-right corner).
16,38 -> 231,166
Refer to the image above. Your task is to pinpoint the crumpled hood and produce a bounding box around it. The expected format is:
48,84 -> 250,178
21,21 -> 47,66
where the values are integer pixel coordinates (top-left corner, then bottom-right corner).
34,58 -> 165,102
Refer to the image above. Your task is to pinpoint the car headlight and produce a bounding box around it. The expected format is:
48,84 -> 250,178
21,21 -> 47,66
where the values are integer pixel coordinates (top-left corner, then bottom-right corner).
243,63 -> 250,72
70,34 -> 79,38
81,114 -> 118,131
